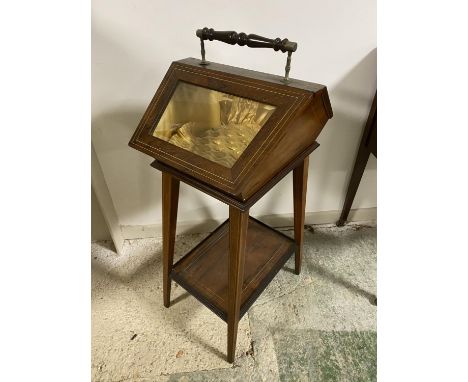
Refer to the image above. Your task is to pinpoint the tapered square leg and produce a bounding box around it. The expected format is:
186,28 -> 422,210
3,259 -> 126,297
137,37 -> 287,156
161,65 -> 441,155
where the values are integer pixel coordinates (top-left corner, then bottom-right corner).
162,172 -> 180,308
293,156 -> 309,275
336,146 -> 370,226
227,207 -> 249,363
337,91 -> 376,227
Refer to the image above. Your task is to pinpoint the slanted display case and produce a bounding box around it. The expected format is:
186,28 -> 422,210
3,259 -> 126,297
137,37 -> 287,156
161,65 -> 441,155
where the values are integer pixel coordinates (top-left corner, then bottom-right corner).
129,28 -> 333,363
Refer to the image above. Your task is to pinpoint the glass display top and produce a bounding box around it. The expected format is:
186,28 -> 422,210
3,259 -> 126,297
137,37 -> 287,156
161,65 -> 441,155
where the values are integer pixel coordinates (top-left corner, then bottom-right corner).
153,82 -> 276,168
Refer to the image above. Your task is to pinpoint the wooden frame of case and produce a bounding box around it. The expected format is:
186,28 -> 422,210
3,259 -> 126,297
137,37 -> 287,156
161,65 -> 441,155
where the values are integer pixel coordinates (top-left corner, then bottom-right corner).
129,58 -> 332,200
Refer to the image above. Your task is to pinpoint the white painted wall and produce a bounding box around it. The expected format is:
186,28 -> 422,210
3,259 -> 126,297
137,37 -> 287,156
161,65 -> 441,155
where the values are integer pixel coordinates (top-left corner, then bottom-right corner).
92,0 -> 376,233
91,188 -> 110,241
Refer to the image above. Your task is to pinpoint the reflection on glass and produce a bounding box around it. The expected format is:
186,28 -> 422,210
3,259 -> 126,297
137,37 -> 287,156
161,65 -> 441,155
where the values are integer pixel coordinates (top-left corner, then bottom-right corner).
153,82 -> 276,168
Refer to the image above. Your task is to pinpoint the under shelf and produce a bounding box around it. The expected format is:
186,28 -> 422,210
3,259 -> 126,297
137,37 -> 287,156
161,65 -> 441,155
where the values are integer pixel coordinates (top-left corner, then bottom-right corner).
171,217 -> 296,322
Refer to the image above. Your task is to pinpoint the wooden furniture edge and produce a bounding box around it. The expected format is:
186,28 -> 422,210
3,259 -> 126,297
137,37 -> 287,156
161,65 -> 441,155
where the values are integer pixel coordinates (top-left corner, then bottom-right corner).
151,141 -> 319,210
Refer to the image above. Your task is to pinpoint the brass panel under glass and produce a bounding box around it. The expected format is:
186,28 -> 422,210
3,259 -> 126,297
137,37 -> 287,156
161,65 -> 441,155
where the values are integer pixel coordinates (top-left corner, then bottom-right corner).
153,82 -> 276,168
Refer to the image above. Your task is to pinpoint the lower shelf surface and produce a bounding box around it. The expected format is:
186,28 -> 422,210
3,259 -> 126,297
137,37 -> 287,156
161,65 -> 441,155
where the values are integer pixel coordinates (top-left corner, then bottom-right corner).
171,217 -> 295,322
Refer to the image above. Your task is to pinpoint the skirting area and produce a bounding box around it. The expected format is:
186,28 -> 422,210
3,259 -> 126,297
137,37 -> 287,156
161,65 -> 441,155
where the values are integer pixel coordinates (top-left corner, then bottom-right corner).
92,222 -> 377,381
119,208 -> 377,240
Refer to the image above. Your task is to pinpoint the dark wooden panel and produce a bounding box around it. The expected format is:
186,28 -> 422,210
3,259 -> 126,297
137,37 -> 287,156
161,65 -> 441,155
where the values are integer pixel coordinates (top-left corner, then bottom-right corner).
171,217 -> 295,322
239,91 -> 328,199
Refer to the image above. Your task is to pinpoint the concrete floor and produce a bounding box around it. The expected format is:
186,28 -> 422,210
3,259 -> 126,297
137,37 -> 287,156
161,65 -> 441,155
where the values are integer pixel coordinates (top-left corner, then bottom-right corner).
92,222 -> 376,382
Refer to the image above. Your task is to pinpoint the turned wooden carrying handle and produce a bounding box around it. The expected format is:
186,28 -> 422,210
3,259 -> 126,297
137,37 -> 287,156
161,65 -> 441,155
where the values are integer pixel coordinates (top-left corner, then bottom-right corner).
196,27 -> 298,53
195,27 -> 297,81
